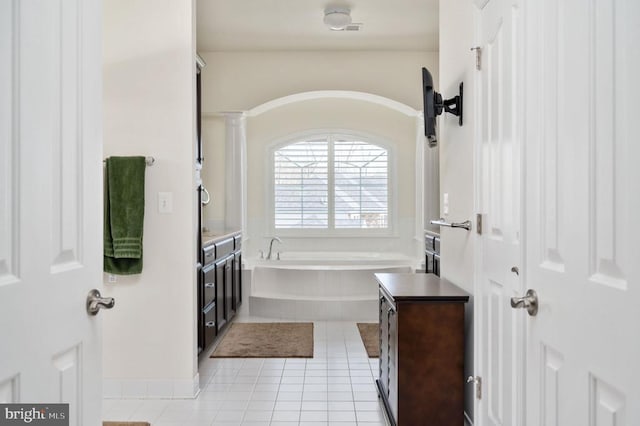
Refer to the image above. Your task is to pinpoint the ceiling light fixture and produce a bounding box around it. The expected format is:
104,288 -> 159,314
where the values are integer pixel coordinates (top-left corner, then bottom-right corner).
323,7 -> 352,31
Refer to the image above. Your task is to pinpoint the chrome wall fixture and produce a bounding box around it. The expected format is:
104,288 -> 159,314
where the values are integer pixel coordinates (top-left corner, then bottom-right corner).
103,156 -> 155,166
430,218 -> 472,231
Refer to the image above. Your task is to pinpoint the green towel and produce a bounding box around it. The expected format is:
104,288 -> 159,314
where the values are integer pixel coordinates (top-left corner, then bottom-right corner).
104,156 -> 146,275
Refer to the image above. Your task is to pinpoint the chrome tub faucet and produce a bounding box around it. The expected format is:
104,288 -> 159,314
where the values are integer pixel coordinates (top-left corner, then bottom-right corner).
266,237 -> 282,260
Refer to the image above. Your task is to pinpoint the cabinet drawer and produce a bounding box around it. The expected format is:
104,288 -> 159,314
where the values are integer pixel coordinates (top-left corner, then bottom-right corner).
202,263 -> 216,307
425,234 -> 435,251
202,302 -> 217,349
215,238 -> 234,259
202,245 -> 216,266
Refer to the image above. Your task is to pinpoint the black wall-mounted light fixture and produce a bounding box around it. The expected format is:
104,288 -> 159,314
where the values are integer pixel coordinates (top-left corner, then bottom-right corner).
422,67 -> 464,147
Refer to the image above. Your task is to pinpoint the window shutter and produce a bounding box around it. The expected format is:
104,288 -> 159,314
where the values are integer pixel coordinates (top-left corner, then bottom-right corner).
274,139 -> 329,228
333,139 -> 388,229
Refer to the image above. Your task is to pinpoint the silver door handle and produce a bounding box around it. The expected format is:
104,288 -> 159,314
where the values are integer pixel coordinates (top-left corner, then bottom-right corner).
430,218 -> 472,231
510,289 -> 538,316
86,289 -> 115,316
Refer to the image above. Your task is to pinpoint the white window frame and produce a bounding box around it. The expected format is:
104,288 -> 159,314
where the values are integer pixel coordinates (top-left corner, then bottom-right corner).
266,129 -> 398,238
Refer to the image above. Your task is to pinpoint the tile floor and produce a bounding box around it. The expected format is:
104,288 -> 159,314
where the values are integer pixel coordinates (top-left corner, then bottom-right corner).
102,320 -> 388,426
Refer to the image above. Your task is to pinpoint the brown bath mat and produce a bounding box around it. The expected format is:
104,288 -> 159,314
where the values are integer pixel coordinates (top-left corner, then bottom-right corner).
357,323 -> 379,358
211,322 -> 314,358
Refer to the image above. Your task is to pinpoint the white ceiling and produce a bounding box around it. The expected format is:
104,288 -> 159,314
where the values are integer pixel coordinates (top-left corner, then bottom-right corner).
196,0 -> 439,52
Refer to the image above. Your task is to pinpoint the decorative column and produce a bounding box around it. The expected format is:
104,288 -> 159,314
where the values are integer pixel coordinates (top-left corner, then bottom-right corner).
223,112 -> 246,231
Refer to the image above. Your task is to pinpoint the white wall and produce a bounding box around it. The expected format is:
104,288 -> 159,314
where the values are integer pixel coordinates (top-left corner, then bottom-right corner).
102,0 -> 198,398
199,51 -> 438,233
200,51 -> 438,113
439,0 -> 477,422
245,97 -> 421,258
201,117 -> 226,230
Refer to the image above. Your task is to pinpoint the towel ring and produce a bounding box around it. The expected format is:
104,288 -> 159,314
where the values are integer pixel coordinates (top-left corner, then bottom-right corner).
201,186 -> 211,206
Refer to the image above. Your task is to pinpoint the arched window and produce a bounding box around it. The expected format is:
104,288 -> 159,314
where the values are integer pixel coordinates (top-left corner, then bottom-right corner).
272,132 -> 390,232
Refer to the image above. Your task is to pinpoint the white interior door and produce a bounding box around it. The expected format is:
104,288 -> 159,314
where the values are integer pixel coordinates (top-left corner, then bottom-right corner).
523,0 -> 640,423
0,1 -> 103,424
477,0 -> 524,424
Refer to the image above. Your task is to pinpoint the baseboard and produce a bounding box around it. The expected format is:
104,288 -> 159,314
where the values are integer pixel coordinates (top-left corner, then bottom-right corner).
103,373 -> 200,399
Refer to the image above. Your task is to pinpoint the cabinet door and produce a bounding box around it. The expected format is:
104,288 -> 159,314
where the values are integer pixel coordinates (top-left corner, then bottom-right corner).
225,257 -> 234,320
388,306 -> 398,420
215,259 -> 226,332
233,252 -> 242,309
197,265 -> 203,353
378,293 -> 389,395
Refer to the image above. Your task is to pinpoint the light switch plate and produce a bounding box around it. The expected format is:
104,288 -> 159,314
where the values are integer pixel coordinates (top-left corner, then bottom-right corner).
443,193 -> 449,216
158,192 -> 173,214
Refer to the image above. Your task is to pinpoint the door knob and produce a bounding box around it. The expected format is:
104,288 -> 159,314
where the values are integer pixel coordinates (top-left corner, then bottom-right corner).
511,266 -> 519,276
510,289 -> 538,316
86,289 -> 115,315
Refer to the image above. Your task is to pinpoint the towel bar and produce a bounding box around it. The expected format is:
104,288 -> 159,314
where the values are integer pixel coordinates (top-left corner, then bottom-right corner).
103,156 -> 155,166
430,218 -> 472,231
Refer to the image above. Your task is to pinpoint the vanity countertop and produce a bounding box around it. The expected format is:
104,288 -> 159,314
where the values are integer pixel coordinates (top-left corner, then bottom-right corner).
202,229 -> 241,247
375,272 -> 470,303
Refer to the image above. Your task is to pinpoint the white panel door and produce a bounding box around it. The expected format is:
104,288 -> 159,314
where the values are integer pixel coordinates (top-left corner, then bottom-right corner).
523,0 -> 640,424
477,0 -> 524,425
0,0 -> 103,424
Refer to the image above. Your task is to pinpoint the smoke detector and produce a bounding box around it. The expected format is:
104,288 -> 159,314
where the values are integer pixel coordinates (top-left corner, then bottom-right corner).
323,7 -> 352,31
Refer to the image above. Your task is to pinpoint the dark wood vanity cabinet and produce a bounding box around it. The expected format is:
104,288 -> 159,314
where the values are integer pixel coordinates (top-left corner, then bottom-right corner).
375,273 -> 469,426
198,232 -> 242,354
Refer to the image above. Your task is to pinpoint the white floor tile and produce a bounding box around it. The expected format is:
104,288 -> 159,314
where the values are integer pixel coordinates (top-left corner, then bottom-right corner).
215,410 -> 245,421
302,391 -> 328,401
242,410 -> 273,421
300,410 -> 328,421
279,384 -> 304,392
303,384 -> 328,392
327,401 -> 354,411
277,391 -> 303,401
271,410 -> 300,421
273,401 -> 302,411
327,392 -> 353,401
246,400 -> 275,411
250,391 -> 278,401
353,401 -> 383,411
328,411 -> 356,422
102,320 -> 388,426
356,410 -> 385,422
352,391 -> 378,402
301,401 -> 328,411
253,383 -> 280,392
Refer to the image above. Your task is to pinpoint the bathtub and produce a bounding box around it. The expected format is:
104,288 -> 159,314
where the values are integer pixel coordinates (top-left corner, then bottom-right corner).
246,252 -> 417,321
